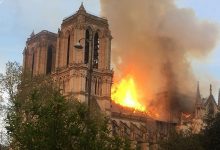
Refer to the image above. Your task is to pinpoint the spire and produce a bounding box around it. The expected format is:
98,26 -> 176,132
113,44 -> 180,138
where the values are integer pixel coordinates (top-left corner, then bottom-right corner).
30,30 -> 35,37
197,82 -> 201,99
218,89 -> 220,107
210,84 -> 212,96
78,2 -> 86,12
196,81 -> 201,105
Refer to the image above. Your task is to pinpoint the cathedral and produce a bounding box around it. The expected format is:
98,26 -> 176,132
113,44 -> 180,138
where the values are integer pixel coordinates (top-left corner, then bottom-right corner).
23,4 -> 112,115
178,83 -> 220,133
22,4 -> 219,150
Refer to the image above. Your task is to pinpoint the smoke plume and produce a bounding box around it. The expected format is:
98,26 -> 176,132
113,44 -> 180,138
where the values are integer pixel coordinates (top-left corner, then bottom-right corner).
100,0 -> 219,120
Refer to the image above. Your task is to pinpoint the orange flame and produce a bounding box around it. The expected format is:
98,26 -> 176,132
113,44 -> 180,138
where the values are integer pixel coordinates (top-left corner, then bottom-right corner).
111,75 -> 146,112
182,112 -> 191,119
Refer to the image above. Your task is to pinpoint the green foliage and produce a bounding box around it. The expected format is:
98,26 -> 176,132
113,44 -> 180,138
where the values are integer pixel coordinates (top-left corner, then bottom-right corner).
6,76 -> 130,150
202,112 -> 220,150
0,61 -> 22,147
0,94 -> 3,112
159,114 -> 220,150
0,61 -> 22,102
159,130 -> 204,150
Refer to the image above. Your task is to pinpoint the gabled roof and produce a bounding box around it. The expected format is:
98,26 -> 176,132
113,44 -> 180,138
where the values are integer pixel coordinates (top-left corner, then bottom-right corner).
62,3 -> 107,24
204,84 -> 218,107
204,94 -> 218,107
27,30 -> 57,43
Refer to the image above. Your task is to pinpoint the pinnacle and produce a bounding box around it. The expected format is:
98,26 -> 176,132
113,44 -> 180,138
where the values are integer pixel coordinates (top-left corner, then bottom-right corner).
210,84 -> 212,95
79,2 -> 86,11
196,81 -> 201,104
30,30 -> 35,37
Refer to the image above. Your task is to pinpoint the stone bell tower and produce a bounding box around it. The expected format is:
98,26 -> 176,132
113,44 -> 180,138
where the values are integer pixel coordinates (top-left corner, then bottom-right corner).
23,30 -> 57,76
53,3 -> 113,113
23,3 -> 113,114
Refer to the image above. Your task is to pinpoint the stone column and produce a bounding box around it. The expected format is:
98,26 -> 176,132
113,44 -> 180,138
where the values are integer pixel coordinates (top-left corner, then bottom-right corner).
41,45 -> 47,74
69,31 -> 74,64
22,48 -> 26,71
35,46 -> 40,75
63,36 -> 68,66
55,36 -> 60,69
130,140 -> 137,150
141,142 -> 150,150
107,36 -> 111,70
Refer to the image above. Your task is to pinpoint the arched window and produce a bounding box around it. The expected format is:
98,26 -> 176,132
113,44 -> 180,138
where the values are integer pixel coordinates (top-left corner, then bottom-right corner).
85,76 -> 88,92
67,34 -> 70,65
93,32 -> 99,69
99,78 -> 102,95
31,50 -> 35,76
84,29 -> 90,64
94,78 -> 98,95
46,45 -> 53,74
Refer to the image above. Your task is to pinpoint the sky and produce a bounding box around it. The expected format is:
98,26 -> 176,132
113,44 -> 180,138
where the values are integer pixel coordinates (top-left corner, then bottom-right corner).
175,0 -> 220,98
0,0 -> 100,73
0,0 -> 220,98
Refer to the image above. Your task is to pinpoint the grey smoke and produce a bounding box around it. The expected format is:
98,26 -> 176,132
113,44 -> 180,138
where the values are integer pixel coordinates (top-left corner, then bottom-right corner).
100,0 -> 219,120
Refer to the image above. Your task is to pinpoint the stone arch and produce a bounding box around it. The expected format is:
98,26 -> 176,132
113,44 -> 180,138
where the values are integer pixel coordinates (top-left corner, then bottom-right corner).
63,29 -> 71,38
94,29 -> 102,37
112,120 -> 119,136
85,25 -> 94,34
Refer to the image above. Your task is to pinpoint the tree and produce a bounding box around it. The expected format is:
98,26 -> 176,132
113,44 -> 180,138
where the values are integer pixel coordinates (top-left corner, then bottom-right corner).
202,112 -> 220,150
0,93 -> 8,146
0,61 -> 21,147
5,74 -> 130,150
0,94 -> 4,113
159,112 -> 220,150
159,130 -> 204,150
0,61 -> 22,102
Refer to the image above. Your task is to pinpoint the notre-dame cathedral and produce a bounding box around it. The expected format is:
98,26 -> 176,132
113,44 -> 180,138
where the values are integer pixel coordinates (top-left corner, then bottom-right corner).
23,4 -> 113,115
22,4 -> 219,150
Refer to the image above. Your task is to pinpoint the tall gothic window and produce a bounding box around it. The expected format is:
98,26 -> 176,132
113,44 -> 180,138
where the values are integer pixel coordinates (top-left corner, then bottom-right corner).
84,29 -> 90,64
99,78 -> 102,95
46,45 -> 53,74
85,76 -> 88,92
94,78 -> 98,95
93,32 -> 99,69
31,52 -> 35,76
94,78 -> 102,96
67,35 -> 70,65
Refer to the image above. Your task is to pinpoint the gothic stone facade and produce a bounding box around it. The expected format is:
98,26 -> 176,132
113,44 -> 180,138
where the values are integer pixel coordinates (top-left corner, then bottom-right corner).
178,84 -> 220,134
23,4 -> 112,114
23,4 -> 173,150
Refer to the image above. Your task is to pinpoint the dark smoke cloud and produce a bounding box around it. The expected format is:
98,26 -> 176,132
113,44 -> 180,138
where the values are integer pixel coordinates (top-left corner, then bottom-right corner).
100,0 -> 219,120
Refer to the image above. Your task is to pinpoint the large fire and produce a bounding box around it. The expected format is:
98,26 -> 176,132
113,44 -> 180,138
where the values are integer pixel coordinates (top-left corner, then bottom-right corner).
111,75 -> 146,112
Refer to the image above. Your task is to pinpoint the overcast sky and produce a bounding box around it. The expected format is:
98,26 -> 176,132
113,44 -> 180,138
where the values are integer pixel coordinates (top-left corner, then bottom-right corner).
0,0 -> 220,98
